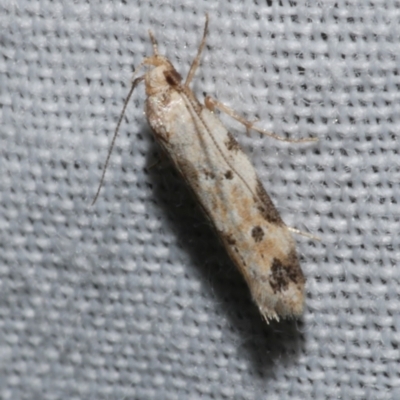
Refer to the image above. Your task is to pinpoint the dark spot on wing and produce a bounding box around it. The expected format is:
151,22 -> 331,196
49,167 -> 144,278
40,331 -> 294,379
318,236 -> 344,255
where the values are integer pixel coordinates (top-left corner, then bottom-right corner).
148,116 -> 170,144
225,233 -> 236,246
224,170 -> 233,180
177,158 -> 199,189
204,169 -> 215,179
269,250 -> 305,293
255,178 -> 283,225
225,132 -> 240,152
164,69 -> 182,86
239,253 -> 247,268
251,226 -> 264,242
159,88 -> 175,108
224,233 -> 247,268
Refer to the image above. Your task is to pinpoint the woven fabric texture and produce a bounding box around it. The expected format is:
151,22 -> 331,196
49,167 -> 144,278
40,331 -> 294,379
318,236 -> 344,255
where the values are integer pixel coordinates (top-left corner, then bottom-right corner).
1,1 -> 400,399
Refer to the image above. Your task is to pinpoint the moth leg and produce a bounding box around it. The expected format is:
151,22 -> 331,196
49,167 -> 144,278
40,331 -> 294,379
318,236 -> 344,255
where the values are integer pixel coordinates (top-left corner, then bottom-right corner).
204,95 -> 318,143
147,158 -> 161,170
147,151 -> 169,170
185,14 -> 209,87
287,226 -> 320,241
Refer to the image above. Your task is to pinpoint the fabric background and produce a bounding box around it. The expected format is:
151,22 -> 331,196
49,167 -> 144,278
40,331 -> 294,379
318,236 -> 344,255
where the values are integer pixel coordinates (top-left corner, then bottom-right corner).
1,1 -> 400,399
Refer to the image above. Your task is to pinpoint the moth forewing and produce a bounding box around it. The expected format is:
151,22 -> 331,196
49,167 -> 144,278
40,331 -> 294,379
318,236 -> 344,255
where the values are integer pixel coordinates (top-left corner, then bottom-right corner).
94,15 -> 316,322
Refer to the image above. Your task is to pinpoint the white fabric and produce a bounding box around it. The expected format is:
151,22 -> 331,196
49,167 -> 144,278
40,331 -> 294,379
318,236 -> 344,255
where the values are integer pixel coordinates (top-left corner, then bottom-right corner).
1,1 -> 399,398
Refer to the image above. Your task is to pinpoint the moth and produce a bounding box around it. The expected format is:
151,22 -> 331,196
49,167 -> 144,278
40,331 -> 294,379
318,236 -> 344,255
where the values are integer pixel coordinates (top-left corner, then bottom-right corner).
93,15 -> 317,322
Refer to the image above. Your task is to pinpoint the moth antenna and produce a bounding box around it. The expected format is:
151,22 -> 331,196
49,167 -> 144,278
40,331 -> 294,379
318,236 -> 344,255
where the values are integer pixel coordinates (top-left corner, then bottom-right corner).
185,13 -> 209,86
148,30 -> 159,55
91,76 -> 144,205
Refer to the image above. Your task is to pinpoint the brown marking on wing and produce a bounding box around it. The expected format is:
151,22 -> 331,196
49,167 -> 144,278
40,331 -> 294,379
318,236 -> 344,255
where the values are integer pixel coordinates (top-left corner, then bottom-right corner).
225,233 -> 236,246
145,89 -> 174,144
151,129 -> 171,144
269,250 -> 305,294
222,232 -> 249,273
226,181 -> 261,234
203,169 -> 215,179
225,132 -> 240,152
224,170 -> 233,180
177,158 -> 199,190
159,88 -> 176,108
146,110 -> 170,144
164,69 -> 183,86
255,178 -> 283,225
251,226 -> 264,242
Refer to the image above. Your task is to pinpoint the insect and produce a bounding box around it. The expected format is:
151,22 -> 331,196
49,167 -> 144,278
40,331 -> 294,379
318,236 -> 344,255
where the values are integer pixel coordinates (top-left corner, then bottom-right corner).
93,15 -> 317,322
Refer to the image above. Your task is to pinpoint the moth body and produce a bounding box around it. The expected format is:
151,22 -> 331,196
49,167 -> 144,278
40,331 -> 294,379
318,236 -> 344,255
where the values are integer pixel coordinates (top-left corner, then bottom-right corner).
143,55 -> 305,321
94,16 -> 314,322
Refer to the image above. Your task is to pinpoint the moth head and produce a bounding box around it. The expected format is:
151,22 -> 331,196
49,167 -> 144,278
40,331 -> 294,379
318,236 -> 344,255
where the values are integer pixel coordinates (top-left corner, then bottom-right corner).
143,55 -> 182,95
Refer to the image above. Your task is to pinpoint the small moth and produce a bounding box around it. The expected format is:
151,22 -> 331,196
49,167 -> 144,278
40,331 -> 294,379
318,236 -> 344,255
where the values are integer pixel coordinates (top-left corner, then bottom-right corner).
93,15 -> 317,322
